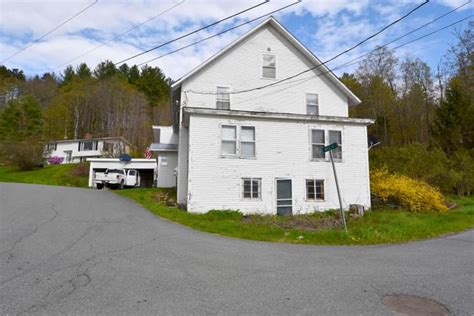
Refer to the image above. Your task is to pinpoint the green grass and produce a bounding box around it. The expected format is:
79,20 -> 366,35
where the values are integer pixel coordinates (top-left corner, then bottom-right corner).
0,164 -> 89,188
117,188 -> 474,245
1,164 -> 472,245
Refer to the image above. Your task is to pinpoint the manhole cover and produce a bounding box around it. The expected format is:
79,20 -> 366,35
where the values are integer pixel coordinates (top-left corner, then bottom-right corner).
383,295 -> 449,316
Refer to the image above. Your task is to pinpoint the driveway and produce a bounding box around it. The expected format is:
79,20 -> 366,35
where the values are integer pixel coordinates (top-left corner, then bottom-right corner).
1,183 -> 473,315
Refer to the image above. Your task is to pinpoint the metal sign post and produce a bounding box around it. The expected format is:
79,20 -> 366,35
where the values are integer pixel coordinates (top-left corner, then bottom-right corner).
322,143 -> 347,232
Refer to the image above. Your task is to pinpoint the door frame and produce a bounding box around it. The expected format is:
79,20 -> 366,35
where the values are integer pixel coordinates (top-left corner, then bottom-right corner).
275,178 -> 293,215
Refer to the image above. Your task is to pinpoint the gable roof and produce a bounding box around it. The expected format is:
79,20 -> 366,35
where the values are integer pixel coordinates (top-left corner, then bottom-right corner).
171,16 -> 361,106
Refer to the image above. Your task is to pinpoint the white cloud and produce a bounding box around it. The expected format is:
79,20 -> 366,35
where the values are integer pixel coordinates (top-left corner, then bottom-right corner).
0,0 -> 469,79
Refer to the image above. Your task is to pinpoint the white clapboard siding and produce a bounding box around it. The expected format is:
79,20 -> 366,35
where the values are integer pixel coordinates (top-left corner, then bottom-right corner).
185,114 -> 370,214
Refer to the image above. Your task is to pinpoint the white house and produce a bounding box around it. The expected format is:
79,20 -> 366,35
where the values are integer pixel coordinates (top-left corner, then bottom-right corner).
149,125 -> 178,188
163,17 -> 373,215
45,136 -> 132,164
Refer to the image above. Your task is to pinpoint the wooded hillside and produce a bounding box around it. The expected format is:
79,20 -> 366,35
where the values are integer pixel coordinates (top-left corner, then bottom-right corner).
0,25 -> 472,194
0,61 -> 170,151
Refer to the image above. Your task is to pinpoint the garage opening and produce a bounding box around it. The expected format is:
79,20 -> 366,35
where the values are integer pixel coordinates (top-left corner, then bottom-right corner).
134,169 -> 154,187
88,158 -> 158,189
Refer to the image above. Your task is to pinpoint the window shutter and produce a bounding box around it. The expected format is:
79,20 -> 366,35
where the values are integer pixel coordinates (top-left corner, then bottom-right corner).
78,142 -> 81,152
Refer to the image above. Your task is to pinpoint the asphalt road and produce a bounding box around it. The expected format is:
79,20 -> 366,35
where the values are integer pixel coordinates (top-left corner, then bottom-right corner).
1,183 -> 473,315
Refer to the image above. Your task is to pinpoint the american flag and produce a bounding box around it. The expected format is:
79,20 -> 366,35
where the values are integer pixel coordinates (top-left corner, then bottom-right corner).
144,147 -> 152,159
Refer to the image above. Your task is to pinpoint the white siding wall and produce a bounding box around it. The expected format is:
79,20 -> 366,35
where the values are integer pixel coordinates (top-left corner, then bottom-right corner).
47,140 -> 129,164
186,114 -> 370,214
157,152 -> 178,188
177,124 -> 189,205
154,126 -> 178,144
181,25 -> 349,117
49,141 -> 103,163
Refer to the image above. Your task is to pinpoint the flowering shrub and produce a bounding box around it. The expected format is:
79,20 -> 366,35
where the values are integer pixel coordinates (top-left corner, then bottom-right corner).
48,156 -> 64,164
371,169 -> 448,212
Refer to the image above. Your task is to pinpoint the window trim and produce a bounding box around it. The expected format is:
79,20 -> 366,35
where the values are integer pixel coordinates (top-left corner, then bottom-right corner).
240,126 -> 256,159
216,85 -> 231,110
242,177 -> 262,200
261,53 -> 276,79
328,130 -> 343,161
220,125 -> 238,157
305,179 -> 325,201
310,128 -> 344,162
219,124 -> 256,159
310,129 -> 326,161
305,93 -> 319,116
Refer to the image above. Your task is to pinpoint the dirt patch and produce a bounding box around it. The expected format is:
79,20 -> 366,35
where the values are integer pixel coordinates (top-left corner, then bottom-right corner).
69,163 -> 89,177
153,190 -> 177,207
383,295 -> 449,316
242,213 -> 344,231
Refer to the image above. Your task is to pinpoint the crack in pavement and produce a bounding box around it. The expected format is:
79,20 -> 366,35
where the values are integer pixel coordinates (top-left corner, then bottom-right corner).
0,203 -> 59,258
0,223 -> 99,286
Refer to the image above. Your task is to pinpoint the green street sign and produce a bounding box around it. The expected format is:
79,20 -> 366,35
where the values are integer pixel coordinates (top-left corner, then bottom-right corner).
322,142 -> 338,153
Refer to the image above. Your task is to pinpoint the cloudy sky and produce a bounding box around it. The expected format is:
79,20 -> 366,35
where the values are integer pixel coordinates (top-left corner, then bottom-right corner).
0,0 -> 472,80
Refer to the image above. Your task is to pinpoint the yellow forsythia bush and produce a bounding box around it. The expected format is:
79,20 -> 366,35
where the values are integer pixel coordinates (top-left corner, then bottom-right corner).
371,169 -> 448,212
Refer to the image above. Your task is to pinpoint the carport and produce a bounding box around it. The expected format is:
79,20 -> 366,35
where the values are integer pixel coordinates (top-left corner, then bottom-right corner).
87,158 -> 157,188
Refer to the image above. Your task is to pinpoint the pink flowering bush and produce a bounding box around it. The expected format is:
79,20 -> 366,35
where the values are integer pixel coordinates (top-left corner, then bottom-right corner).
48,156 -> 64,164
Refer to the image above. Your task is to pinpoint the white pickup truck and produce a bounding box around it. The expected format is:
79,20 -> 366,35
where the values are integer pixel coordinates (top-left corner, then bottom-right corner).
94,169 -> 141,189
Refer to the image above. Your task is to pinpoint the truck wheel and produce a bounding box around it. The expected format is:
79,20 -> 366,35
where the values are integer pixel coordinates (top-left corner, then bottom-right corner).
97,183 -> 104,190
119,180 -> 124,190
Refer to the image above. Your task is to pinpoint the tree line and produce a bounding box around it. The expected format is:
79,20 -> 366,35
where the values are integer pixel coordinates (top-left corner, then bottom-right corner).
0,61 -> 171,153
0,24 -> 472,194
342,25 -> 473,195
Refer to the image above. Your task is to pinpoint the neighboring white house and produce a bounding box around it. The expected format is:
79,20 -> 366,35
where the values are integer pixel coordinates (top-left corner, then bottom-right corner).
163,17 -> 374,214
149,126 -> 178,188
45,136 -> 132,164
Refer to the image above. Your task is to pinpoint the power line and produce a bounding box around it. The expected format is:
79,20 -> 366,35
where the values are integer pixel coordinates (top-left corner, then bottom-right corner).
186,0 -> 430,96
54,0 -> 186,70
114,0 -> 270,66
1,0 -> 99,64
138,1 -> 302,66
325,0 -> 472,72
233,14 -> 473,103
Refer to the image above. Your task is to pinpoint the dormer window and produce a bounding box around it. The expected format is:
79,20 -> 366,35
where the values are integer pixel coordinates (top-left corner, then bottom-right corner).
306,93 -> 319,115
216,86 -> 230,110
262,54 -> 276,78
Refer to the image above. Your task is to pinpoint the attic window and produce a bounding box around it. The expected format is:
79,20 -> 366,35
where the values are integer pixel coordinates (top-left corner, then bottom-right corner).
262,54 -> 276,79
216,86 -> 230,110
306,93 -> 319,115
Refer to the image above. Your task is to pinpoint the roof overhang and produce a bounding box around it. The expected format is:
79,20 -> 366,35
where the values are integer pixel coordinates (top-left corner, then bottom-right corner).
86,158 -> 157,163
149,143 -> 178,152
172,17 -> 361,106
182,107 -> 374,128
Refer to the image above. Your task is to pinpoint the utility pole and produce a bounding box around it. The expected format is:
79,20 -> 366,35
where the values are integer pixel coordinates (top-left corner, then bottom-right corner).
323,143 -> 347,232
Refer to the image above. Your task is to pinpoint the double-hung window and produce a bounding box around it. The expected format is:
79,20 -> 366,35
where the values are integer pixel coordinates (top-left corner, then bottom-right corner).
262,54 -> 276,79
306,93 -> 319,115
329,130 -> 342,159
240,126 -> 255,158
216,86 -> 230,110
242,178 -> 261,200
221,125 -> 255,158
221,125 -> 237,155
311,129 -> 325,159
79,140 -> 97,151
306,179 -> 324,200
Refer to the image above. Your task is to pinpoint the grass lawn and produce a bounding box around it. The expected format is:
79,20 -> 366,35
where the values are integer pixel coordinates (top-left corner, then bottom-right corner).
1,164 -> 472,245
117,188 -> 474,245
0,164 -> 89,188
